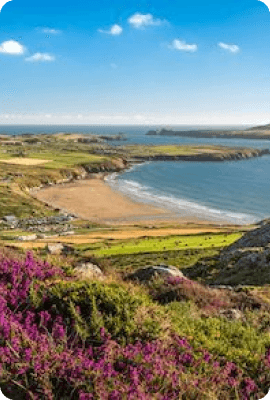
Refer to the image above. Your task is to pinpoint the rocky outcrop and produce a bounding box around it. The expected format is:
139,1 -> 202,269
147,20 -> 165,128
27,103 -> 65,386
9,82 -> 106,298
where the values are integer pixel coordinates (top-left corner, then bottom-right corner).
126,265 -> 185,283
74,262 -> 104,280
219,308 -> 243,320
18,234 -> 37,241
47,243 -> 74,255
210,222 -> 270,286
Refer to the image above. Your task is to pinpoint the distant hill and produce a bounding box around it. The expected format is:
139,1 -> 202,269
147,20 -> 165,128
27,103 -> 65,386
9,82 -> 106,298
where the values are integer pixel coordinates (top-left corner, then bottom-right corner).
246,123 -> 270,131
146,122 -> 270,139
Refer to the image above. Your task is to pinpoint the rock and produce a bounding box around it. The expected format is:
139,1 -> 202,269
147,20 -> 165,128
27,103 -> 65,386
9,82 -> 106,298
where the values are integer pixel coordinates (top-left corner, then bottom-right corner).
18,234 -> 37,241
219,309 -> 243,320
127,265 -> 185,283
223,222 -> 270,253
210,222 -> 270,285
234,252 -> 261,269
37,234 -> 46,239
74,262 -> 103,280
47,243 -> 64,255
47,243 -> 74,255
60,231 -> 75,236
3,215 -> 18,224
210,285 -> 234,291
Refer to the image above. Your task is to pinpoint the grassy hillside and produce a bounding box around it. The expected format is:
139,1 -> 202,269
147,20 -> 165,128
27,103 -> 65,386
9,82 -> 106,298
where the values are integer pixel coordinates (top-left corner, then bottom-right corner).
0,243 -> 270,400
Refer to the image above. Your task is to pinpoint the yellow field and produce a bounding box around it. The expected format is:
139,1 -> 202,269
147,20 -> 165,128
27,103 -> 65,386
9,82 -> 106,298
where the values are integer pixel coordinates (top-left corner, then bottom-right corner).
4,225 -> 239,250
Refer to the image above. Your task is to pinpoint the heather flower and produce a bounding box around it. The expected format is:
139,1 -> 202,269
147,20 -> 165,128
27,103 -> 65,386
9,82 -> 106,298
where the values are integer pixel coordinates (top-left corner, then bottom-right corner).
0,251 -> 268,400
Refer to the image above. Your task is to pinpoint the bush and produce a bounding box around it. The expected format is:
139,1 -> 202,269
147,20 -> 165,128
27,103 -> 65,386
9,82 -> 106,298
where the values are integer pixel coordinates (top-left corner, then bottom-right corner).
0,250 -> 269,399
167,301 -> 270,373
30,279 -> 164,344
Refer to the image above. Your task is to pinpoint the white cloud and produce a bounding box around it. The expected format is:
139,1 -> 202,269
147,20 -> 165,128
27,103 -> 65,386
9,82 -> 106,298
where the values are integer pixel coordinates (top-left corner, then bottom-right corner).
25,53 -> 55,62
42,28 -> 61,35
128,13 -> 164,28
169,39 -> 198,52
0,40 -> 25,55
218,42 -> 240,53
98,24 -> 123,36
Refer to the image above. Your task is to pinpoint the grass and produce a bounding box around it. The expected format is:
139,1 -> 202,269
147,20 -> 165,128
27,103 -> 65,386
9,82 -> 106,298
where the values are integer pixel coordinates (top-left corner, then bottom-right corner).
0,185 -> 53,219
96,248 -> 220,273
167,301 -> 270,370
124,144 -> 258,158
0,150 -> 109,169
82,232 -> 242,257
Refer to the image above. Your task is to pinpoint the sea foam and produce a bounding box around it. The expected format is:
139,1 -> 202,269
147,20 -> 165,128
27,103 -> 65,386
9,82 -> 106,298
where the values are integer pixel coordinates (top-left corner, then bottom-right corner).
106,174 -> 257,225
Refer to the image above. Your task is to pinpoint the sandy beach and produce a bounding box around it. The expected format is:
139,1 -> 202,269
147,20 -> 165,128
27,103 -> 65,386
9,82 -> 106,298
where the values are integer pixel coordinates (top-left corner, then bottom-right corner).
34,177 -> 232,226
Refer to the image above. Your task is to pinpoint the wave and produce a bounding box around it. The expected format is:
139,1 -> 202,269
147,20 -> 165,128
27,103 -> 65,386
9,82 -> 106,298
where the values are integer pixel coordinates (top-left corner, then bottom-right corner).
106,175 -> 257,225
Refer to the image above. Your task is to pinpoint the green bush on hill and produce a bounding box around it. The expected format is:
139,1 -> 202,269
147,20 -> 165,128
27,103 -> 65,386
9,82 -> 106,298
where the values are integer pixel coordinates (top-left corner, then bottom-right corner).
30,280 -> 166,344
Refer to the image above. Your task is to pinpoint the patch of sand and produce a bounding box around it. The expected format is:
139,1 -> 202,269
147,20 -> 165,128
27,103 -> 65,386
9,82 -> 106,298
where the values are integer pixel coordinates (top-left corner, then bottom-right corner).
33,179 -> 232,226
34,179 -> 173,223
0,158 -> 50,166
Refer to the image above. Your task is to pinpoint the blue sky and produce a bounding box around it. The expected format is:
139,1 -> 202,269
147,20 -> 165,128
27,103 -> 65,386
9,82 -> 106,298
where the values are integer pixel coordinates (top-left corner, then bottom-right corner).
0,0 -> 269,125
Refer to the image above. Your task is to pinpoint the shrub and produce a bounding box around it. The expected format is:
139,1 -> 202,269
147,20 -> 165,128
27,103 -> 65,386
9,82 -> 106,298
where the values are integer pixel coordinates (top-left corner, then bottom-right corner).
30,280 -> 163,344
0,250 -> 269,399
167,301 -> 270,373
149,276 -> 231,312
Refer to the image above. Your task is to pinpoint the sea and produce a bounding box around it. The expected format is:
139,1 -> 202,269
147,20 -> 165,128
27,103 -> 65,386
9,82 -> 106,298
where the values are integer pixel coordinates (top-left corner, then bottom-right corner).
1,124 -> 270,225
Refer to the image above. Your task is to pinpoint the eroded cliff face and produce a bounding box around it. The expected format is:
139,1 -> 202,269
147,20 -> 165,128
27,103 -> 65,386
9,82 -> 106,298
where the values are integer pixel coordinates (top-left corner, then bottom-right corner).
25,158 -> 128,192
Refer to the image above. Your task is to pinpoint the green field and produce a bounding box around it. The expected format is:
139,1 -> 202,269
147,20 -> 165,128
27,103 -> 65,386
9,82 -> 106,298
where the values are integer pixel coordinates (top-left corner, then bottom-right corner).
123,144 -> 255,158
82,232 -> 242,257
0,150 -> 109,169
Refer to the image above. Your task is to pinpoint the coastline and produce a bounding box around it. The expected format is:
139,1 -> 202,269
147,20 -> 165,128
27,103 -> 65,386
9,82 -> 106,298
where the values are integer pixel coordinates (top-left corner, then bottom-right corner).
33,174 -> 243,227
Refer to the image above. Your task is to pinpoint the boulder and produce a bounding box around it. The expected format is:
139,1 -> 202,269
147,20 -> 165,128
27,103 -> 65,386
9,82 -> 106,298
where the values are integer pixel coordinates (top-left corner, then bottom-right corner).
219,308 -> 243,321
127,264 -> 185,283
47,243 -> 64,255
18,234 -> 37,241
74,262 -> 103,280
3,215 -> 18,224
60,231 -> 75,236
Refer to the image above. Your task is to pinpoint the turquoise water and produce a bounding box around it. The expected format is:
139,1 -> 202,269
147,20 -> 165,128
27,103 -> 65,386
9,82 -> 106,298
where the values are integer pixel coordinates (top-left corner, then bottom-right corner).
1,124 -> 270,224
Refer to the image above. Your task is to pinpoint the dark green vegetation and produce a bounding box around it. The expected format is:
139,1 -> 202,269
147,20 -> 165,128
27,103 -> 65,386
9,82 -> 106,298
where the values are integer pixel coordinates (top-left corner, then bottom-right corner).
96,247 -> 220,273
30,279 -> 163,345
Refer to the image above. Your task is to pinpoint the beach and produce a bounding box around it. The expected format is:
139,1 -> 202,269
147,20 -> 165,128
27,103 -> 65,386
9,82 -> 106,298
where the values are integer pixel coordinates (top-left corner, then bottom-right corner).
34,176 -> 234,226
